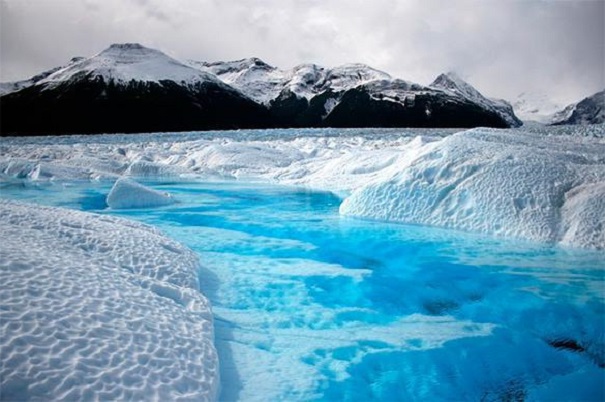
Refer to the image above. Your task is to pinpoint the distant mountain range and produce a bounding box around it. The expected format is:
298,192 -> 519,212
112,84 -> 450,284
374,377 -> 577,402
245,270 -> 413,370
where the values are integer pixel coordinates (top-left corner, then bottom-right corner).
0,43 -> 600,135
514,90 -> 604,125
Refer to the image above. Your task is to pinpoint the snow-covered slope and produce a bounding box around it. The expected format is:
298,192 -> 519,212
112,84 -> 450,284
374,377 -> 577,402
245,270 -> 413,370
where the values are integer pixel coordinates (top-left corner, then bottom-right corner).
512,92 -> 564,124
0,44 -> 523,132
430,72 -> 522,127
188,58 -> 392,104
0,199 -> 218,401
1,126 -> 603,249
551,90 -> 605,125
192,57 -> 519,128
40,43 -> 224,88
0,57 -> 85,96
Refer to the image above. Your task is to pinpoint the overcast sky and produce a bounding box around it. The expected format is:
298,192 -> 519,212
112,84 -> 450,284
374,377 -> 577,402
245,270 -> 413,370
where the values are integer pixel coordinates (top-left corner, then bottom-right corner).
1,0 -> 603,105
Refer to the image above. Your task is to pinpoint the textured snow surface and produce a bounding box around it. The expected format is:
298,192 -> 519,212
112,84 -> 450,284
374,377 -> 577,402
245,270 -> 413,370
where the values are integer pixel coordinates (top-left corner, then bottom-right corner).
0,200 -> 218,401
341,128 -> 605,249
107,178 -> 176,209
1,126 -> 603,248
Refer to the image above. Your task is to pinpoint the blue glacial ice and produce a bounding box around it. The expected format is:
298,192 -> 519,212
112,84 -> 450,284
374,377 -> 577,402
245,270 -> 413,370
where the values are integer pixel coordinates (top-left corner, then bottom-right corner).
0,126 -> 604,401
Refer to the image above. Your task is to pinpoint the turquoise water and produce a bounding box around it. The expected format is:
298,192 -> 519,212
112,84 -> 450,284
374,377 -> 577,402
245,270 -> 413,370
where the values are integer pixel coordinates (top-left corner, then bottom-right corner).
2,180 -> 604,401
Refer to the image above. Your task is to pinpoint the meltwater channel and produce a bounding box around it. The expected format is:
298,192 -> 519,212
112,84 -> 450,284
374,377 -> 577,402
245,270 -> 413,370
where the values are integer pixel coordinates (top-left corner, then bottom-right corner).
2,180 -> 604,401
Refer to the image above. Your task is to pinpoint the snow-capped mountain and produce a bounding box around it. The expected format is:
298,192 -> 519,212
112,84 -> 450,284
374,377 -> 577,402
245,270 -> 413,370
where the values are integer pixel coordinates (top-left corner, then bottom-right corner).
551,90 -> 604,125
0,44 -> 270,135
188,58 -> 519,128
512,92 -> 564,124
187,58 -> 392,105
2,43 -> 521,135
52,43 -> 224,87
429,72 -> 522,127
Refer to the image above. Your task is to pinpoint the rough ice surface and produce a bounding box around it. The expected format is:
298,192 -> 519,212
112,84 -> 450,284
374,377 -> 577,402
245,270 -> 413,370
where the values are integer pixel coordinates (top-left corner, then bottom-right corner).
107,178 -> 176,209
0,200 -> 218,401
340,128 -> 605,249
1,125 -> 603,249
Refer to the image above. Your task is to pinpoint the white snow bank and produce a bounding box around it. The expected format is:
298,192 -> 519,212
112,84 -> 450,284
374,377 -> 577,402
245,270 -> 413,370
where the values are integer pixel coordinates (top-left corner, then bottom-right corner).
107,178 -> 176,209
340,128 -> 605,249
0,200 -> 218,401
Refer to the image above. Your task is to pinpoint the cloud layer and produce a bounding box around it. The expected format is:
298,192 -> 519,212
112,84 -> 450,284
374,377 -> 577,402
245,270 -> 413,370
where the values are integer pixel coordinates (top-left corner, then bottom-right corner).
1,0 -> 603,104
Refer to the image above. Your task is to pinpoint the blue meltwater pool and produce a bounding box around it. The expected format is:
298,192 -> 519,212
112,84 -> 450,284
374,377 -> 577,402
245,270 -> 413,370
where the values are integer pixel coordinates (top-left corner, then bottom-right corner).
2,180 -> 604,401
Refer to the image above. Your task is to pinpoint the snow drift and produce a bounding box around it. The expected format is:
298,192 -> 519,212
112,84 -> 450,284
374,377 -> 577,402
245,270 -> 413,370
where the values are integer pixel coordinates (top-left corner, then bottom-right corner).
0,200 -> 218,401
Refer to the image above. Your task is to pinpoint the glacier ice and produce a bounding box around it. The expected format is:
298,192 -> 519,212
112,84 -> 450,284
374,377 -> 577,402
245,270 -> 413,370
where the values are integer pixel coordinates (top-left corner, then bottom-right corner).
0,200 -> 218,401
340,128 -> 605,249
1,126 -> 603,249
106,178 -> 176,209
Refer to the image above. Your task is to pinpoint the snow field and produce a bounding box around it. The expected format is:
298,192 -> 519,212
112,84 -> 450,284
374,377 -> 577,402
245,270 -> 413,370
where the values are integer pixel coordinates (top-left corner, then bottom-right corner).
0,200 -> 218,401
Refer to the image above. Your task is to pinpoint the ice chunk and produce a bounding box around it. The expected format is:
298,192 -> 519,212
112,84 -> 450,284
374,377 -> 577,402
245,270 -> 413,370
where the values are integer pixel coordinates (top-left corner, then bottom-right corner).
0,200 -> 218,401
340,128 -> 605,249
106,178 -> 176,209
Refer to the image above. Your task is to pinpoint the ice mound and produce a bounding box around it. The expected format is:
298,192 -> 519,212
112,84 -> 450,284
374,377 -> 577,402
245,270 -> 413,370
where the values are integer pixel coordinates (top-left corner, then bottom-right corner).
107,178 -> 176,209
0,200 -> 218,401
341,129 -> 605,249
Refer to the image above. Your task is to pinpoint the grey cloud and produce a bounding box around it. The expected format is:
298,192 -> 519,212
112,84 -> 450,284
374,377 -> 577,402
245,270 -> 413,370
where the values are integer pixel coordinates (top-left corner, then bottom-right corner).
0,0 -> 602,105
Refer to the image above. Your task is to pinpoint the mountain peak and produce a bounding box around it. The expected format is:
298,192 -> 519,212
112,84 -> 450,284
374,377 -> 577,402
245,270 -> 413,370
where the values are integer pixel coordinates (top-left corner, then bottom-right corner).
34,43 -> 222,87
431,71 -> 471,90
430,72 -> 486,101
107,43 -> 147,51
98,43 -> 167,60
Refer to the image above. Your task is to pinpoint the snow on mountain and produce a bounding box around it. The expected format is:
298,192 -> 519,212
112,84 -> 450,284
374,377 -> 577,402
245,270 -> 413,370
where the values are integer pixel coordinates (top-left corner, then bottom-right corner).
0,44 -> 271,135
187,57 -> 285,104
188,58 -> 392,105
191,58 -> 516,128
512,92 -> 564,124
551,90 -> 605,125
0,57 -> 84,96
1,44 -> 521,132
429,72 -> 522,127
38,43 -> 224,88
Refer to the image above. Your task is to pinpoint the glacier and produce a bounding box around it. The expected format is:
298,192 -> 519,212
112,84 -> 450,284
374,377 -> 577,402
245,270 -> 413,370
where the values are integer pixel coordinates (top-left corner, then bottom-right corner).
1,125 -> 603,249
1,126 -> 604,401
0,199 -> 218,401
341,128 -> 605,249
